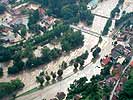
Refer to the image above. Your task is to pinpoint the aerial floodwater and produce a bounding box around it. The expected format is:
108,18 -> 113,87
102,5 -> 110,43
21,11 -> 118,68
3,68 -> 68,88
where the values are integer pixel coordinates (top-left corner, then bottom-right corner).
0,0 -> 133,100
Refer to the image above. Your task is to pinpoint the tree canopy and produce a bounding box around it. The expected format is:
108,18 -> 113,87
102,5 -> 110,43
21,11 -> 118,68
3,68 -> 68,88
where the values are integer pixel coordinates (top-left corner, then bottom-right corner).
0,4 -> 6,14
61,31 -> 84,52
0,79 -> 24,99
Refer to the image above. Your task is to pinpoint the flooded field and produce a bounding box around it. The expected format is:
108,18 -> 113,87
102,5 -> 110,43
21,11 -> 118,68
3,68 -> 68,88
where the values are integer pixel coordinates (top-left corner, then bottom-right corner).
0,32 -> 99,93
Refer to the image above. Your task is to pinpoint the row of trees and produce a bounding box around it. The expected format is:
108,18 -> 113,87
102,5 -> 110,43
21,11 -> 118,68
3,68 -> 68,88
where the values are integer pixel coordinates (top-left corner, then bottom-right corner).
70,50 -> 89,71
102,4 -> 120,36
35,51 -> 89,88
110,0 -> 125,18
102,0 -> 124,36
110,6 -> 120,18
0,79 -> 24,99
36,69 -> 63,87
102,19 -> 112,36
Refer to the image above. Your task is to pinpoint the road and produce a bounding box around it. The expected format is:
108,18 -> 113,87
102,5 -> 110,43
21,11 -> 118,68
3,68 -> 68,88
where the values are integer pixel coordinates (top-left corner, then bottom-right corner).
16,36 -> 113,100
92,13 -> 116,20
70,25 -> 101,37
109,57 -> 133,100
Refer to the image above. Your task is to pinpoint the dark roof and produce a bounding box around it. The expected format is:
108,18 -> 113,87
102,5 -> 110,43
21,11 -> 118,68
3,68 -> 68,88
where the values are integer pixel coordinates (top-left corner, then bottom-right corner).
111,45 -> 124,59
129,37 -> 133,47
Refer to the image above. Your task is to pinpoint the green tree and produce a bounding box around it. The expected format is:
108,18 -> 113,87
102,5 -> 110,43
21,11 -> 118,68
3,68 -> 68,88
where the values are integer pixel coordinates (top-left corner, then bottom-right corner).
61,31 -> 84,52
9,0 -> 16,4
20,25 -> 27,37
57,69 -> 63,77
61,61 -> 67,69
92,47 -> 101,58
0,67 -> 3,77
28,9 -> 40,27
0,4 -> 6,14
74,62 -> 79,70
119,79 -> 133,99
51,72 -> 56,80
84,82 -> 102,100
79,58 -> 85,68
66,77 -> 88,100
102,19 -> 112,36
0,46 -> 13,62
61,5 -> 74,20
0,79 -> 24,99
36,76 -> 45,87
45,75 -> 51,83
100,63 -> 112,78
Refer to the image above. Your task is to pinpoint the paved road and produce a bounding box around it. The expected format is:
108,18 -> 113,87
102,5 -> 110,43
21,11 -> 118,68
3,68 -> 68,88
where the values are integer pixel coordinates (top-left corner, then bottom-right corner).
70,25 -> 101,37
92,13 -> 116,20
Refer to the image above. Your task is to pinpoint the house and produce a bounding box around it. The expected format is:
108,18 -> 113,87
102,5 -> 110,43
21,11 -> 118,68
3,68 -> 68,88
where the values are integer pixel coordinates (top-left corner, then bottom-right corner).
117,34 -> 127,41
111,44 -> 131,60
87,0 -> 98,10
38,7 -> 45,17
39,16 -> 56,29
115,84 -> 122,94
8,16 -> 24,25
130,61 -> 133,67
101,56 -> 111,66
111,44 -> 125,60
111,64 -> 122,75
117,57 -> 125,64
129,37 -> 133,48
74,94 -> 82,100
106,74 -> 120,86
0,0 -> 9,4
112,95 -> 118,100
27,3 -> 40,10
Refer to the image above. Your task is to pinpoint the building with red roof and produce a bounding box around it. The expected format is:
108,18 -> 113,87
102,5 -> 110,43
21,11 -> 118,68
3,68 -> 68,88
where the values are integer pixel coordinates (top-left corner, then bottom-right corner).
130,61 -> 133,67
101,56 -> 111,66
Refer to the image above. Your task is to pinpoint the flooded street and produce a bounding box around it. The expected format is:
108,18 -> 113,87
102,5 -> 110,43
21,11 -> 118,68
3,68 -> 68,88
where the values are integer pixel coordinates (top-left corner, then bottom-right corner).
0,0 -> 132,99
92,0 -> 118,17
91,16 -> 107,33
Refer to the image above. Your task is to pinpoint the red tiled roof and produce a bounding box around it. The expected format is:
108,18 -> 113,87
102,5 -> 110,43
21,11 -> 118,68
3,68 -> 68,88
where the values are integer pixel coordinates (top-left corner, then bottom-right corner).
116,84 -> 122,93
101,57 -> 111,65
121,77 -> 127,83
38,8 -> 45,15
130,61 -> 133,67
114,74 -> 120,80
112,95 -> 117,100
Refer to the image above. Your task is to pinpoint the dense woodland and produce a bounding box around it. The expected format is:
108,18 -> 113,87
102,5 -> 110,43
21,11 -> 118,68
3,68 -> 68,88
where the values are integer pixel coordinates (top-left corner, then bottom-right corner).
0,79 -> 24,99
31,0 -> 94,25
